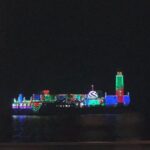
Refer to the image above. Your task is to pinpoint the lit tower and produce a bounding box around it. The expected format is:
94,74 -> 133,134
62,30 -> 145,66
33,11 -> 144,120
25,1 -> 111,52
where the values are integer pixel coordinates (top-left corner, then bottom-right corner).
116,72 -> 124,104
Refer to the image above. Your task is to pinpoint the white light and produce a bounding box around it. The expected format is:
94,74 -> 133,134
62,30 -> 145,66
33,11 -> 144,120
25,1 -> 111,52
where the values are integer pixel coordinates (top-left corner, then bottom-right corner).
88,91 -> 98,99
80,102 -> 84,108
12,104 -> 16,107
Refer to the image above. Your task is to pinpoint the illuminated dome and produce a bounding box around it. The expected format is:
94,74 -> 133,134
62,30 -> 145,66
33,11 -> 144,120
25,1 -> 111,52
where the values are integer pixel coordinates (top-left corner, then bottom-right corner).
87,90 -> 98,99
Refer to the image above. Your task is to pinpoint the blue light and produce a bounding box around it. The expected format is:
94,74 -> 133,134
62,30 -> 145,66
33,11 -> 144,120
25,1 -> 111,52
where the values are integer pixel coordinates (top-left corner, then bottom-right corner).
33,94 -> 41,100
56,95 -> 67,101
123,95 -> 130,106
84,98 -> 89,106
105,95 -> 118,106
18,94 -> 23,103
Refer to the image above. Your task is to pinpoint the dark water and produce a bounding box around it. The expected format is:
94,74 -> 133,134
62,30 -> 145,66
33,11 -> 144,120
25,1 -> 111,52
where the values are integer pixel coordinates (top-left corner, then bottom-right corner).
6,113 -> 149,143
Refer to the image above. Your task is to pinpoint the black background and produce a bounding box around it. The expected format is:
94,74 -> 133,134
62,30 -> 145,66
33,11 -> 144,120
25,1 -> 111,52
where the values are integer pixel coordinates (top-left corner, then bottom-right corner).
1,0 -> 150,113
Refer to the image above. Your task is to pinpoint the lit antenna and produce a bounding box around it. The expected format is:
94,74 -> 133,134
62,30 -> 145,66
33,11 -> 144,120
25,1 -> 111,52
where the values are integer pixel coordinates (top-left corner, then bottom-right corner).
91,84 -> 94,91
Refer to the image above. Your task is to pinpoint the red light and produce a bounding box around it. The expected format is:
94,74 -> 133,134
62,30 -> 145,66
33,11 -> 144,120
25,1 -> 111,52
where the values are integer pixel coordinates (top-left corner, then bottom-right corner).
33,102 -> 40,107
42,90 -> 50,95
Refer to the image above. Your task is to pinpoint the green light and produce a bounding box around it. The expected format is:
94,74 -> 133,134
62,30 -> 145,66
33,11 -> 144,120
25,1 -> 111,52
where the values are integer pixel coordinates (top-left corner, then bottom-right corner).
88,100 -> 100,106
75,94 -> 81,101
44,95 -> 56,102
101,103 -> 105,107
116,73 -> 124,89
13,98 -> 17,103
32,103 -> 42,112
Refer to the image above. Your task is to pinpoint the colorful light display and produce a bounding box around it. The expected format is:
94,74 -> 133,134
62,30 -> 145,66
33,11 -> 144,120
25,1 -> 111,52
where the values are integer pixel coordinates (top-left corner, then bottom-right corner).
123,95 -> 130,106
105,95 -> 118,106
116,72 -> 124,104
12,72 -> 131,113
32,102 -> 42,112
18,94 -> 23,103
12,99 -> 32,109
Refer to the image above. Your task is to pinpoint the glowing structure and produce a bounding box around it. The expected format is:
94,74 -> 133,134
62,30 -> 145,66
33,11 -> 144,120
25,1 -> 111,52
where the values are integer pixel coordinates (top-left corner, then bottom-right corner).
116,72 -> 124,104
12,90 -> 57,112
104,95 -> 118,106
40,90 -> 56,103
12,96 -> 32,110
105,72 -> 130,106
56,94 -> 67,102
12,72 -> 131,113
84,85 -> 104,107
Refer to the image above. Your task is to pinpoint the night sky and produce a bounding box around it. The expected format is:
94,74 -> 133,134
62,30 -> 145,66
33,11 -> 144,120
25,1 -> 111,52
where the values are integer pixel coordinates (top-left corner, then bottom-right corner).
1,1 -> 150,112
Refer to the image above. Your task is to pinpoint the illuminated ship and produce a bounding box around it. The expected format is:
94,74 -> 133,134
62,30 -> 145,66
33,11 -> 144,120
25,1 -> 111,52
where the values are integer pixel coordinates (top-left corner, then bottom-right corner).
12,72 -> 131,115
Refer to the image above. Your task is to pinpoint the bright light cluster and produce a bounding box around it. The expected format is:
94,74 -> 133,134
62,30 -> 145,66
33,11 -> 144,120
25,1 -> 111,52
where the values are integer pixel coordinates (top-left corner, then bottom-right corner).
12,72 -> 131,112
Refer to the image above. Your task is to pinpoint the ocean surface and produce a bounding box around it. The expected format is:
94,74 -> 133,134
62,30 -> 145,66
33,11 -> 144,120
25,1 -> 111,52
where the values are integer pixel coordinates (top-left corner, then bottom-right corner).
0,113 -> 145,142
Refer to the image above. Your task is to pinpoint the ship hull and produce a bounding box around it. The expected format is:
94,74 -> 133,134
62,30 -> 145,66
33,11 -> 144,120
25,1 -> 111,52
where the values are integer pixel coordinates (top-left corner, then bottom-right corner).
12,103 -> 133,115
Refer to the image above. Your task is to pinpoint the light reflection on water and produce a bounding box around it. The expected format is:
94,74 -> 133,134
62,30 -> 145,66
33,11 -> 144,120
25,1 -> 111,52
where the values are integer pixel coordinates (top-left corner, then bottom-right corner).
11,113 -> 147,142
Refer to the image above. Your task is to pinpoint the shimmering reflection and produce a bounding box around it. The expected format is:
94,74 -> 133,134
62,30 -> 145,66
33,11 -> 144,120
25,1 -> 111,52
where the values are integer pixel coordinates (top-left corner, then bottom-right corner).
12,113 -> 146,142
